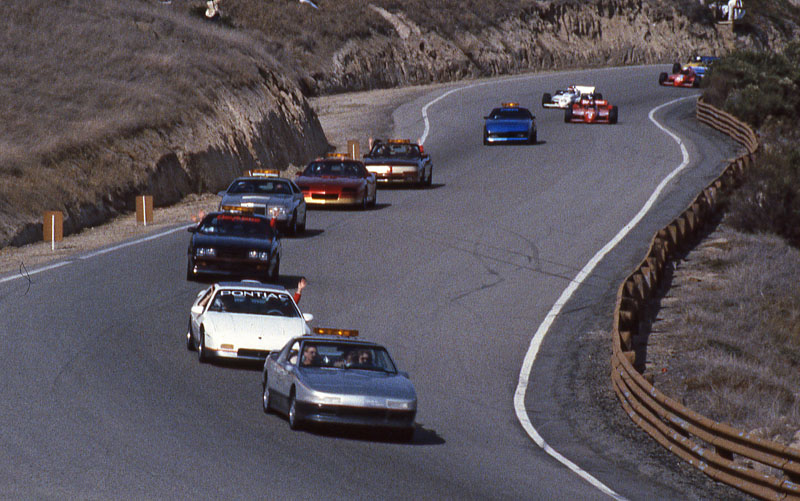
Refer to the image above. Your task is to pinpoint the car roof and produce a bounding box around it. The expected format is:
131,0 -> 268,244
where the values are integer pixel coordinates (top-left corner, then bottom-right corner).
204,210 -> 270,221
214,281 -> 289,293
231,176 -> 294,183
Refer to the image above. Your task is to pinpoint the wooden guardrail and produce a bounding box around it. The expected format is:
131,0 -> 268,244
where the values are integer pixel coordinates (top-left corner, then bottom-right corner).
610,100 -> 800,500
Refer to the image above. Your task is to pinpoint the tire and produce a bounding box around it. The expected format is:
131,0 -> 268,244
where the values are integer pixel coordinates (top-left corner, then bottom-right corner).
609,106 -> 618,124
658,72 -> 668,85
297,211 -> 306,233
529,130 -> 537,144
262,377 -> 273,414
425,167 -> 432,186
483,129 -> 489,146
186,319 -> 195,351
269,255 -> 280,280
198,328 -> 209,363
369,188 -> 377,207
288,392 -> 301,430
693,76 -> 702,88
186,258 -> 194,281
564,106 -> 573,123
542,92 -> 551,107
594,92 -> 603,100
672,62 -> 681,74
288,211 -> 298,235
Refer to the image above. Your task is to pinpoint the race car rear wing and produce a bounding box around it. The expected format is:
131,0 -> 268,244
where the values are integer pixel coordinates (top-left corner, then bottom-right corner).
573,85 -> 596,96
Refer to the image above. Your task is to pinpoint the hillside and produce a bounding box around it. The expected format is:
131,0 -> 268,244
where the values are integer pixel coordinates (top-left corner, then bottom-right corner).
2,0 -> 799,248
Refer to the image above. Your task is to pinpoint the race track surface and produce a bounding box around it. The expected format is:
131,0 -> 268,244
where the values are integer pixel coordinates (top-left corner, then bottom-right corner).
0,66 -> 746,500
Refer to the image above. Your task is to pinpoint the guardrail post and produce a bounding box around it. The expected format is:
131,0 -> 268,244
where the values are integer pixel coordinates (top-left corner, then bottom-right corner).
347,140 -> 360,160
136,195 -> 154,226
43,211 -> 63,251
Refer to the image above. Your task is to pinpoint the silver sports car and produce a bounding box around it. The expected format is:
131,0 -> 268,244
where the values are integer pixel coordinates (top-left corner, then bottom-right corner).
261,333 -> 417,440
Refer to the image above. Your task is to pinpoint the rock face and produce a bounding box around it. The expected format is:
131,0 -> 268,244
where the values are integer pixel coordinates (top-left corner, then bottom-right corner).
312,0 -> 798,94
0,70 -> 328,248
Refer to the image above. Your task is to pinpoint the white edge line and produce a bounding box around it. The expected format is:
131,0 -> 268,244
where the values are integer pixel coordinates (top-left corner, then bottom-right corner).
0,224 -> 192,284
419,84 -> 696,499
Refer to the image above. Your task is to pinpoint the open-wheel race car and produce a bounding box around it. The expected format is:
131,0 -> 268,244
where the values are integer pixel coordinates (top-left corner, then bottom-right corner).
564,97 -> 618,124
659,65 -> 702,88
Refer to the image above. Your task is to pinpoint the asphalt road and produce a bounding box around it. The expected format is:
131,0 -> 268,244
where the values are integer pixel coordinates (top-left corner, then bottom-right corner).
0,66 -> 747,500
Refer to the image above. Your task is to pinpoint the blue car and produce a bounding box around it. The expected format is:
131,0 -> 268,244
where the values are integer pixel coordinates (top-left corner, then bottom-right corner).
483,102 -> 537,145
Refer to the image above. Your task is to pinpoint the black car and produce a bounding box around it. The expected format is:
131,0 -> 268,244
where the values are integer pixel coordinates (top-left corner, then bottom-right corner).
186,212 -> 281,282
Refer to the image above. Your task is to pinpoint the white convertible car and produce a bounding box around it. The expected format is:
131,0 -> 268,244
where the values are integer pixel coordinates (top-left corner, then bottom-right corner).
186,281 -> 313,363
542,85 -> 599,109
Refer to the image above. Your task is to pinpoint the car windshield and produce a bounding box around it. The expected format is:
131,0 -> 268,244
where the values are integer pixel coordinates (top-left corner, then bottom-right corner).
226,179 -> 292,195
303,161 -> 365,178
488,108 -> 532,120
297,341 -> 397,372
369,143 -> 420,159
208,290 -> 299,317
197,214 -> 274,238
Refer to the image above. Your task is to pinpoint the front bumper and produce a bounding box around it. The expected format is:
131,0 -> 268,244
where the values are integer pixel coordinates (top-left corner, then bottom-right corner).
303,192 -> 360,205
295,401 -> 416,429
189,257 -> 272,278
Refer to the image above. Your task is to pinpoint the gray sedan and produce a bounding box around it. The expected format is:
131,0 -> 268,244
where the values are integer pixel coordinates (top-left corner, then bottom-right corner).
261,334 -> 417,440
218,176 -> 307,234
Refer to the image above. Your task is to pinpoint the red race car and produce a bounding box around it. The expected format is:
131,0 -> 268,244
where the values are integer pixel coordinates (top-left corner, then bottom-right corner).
564,97 -> 618,124
294,154 -> 377,209
659,65 -> 701,88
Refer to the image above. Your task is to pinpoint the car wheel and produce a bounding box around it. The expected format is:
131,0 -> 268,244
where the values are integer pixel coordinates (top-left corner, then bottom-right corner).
658,72 -> 668,85
289,212 -> 298,235
360,192 -> 368,210
198,328 -> 209,363
672,62 -> 681,74
693,76 -> 702,88
529,130 -> 537,144
483,129 -> 489,146
425,167 -> 433,186
609,107 -> 618,124
186,258 -> 194,281
186,319 -> 195,351
269,255 -> 280,280
262,377 -> 273,414
541,92 -> 551,107
369,188 -> 377,208
564,106 -> 573,123
297,211 -> 306,233
288,391 -> 301,430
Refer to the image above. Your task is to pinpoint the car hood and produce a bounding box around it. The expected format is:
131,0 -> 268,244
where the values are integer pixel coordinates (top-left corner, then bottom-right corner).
298,369 -> 416,399
205,313 -> 308,345
192,233 -> 274,249
485,119 -> 532,132
295,176 -> 363,187
221,194 -> 292,206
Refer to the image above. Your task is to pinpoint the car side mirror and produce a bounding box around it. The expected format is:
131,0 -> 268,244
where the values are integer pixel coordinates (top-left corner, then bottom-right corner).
191,305 -> 204,315
303,313 -> 314,323
187,226 -> 197,233
217,191 -> 226,197
483,116 -> 490,119
398,371 -> 410,379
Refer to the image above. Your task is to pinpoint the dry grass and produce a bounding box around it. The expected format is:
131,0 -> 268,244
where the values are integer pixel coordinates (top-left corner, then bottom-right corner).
648,221 -> 800,445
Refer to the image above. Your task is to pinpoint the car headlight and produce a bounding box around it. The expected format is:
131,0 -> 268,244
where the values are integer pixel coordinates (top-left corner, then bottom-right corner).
195,247 -> 216,257
267,205 -> 288,218
387,399 -> 415,410
248,250 -> 270,261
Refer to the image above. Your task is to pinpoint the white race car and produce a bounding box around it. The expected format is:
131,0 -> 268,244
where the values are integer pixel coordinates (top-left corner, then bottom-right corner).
186,281 -> 313,363
542,85 -> 600,109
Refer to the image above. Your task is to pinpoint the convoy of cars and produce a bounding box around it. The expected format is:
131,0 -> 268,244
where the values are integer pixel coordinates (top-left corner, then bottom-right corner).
183,56 -> 713,440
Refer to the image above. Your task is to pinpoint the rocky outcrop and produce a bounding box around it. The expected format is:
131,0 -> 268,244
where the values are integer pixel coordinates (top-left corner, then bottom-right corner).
309,0 -> 798,94
0,71 -> 328,248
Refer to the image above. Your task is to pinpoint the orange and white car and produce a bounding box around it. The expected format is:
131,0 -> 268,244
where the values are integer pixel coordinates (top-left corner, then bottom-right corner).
294,154 -> 377,209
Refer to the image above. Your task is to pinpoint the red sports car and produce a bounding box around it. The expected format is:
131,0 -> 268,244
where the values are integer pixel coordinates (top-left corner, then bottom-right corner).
564,98 -> 618,124
294,155 -> 377,209
659,65 -> 701,88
